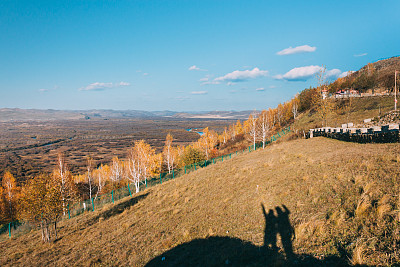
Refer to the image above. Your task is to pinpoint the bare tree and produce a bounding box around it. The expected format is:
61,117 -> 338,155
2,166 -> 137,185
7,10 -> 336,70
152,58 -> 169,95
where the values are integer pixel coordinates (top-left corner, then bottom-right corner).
314,66 -> 334,127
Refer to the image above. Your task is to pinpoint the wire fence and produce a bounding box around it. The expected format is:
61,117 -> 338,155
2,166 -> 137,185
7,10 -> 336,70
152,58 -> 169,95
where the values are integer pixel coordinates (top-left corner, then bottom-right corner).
0,127 -> 291,241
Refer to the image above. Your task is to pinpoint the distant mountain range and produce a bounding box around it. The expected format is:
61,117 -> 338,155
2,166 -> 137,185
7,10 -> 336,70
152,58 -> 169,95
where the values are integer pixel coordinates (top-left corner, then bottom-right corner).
0,108 -> 253,122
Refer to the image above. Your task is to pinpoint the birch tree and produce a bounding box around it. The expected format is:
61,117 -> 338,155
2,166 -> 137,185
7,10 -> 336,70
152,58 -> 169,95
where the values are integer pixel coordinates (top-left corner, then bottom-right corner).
85,157 -> 97,200
163,133 -> 177,174
292,98 -> 299,120
93,164 -> 107,198
245,113 -> 260,150
258,110 -> 272,149
53,153 -> 75,216
127,140 -> 155,193
276,103 -> 284,128
110,156 -> 123,186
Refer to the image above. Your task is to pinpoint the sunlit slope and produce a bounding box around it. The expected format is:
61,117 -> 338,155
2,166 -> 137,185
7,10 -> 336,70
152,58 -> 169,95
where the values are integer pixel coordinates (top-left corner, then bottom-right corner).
1,138 -> 399,266
295,95 -> 396,132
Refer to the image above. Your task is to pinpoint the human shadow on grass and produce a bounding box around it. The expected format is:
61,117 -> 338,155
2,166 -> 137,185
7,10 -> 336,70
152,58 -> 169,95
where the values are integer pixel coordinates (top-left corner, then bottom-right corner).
145,204 -> 364,267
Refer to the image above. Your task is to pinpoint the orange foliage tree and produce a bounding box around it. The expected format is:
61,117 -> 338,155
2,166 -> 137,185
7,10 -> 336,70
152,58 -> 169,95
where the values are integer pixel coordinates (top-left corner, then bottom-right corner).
19,174 -> 63,242
1,171 -> 20,223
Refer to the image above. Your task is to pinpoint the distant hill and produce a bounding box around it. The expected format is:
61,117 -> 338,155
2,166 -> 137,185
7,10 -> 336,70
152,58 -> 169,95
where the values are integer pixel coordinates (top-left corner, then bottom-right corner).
0,108 -> 253,122
329,56 -> 400,93
0,108 -> 85,122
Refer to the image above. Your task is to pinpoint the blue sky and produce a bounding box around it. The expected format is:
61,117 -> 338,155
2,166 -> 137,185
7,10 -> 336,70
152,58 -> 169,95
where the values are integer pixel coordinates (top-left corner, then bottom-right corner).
1,1 -> 399,111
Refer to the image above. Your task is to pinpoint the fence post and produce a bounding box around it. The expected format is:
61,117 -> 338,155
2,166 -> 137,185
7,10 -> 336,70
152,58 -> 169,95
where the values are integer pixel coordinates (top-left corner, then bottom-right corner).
92,198 -> 95,211
145,178 -> 147,188
249,146 -> 251,152
8,222 -> 11,238
172,169 -> 175,179
128,183 -> 132,196
213,158 -> 215,164
68,204 -> 71,219
222,155 -> 224,162
112,190 -> 114,203
160,173 -> 162,184
230,153 -> 231,159
194,163 -> 196,170
184,166 -> 186,174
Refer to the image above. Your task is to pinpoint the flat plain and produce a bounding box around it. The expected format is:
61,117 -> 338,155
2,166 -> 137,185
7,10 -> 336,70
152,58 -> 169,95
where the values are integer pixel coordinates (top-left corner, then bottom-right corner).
0,118 -> 234,181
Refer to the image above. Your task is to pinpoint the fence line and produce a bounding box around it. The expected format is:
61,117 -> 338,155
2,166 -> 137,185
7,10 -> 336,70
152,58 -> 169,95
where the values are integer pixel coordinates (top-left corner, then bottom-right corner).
309,125 -> 400,143
1,127 -> 291,241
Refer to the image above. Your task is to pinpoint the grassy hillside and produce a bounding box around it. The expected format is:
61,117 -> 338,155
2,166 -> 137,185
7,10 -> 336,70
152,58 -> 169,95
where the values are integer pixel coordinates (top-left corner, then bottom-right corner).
294,95 -> 396,133
1,137 -> 399,266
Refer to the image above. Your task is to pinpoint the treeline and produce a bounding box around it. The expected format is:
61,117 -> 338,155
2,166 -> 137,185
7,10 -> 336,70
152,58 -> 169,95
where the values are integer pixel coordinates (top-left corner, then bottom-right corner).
328,62 -> 397,93
0,97 -> 299,242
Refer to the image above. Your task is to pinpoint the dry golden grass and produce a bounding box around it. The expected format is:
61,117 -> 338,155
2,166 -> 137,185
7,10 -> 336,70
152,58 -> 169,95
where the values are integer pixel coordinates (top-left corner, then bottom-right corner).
1,137 -> 400,266
293,95 -> 396,132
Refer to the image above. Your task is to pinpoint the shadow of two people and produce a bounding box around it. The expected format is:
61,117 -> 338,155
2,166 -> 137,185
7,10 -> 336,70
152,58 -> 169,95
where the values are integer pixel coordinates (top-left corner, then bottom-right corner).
145,204 -> 354,267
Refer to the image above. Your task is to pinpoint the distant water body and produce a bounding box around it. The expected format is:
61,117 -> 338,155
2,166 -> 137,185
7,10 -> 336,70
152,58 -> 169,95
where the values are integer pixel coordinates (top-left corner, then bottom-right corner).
186,128 -> 204,136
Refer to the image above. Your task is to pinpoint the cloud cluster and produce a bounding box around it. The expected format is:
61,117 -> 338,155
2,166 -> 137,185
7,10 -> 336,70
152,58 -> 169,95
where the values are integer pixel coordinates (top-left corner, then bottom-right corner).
275,66 -> 343,81
354,53 -> 367,57
191,91 -> 208,95
214,68 -> 268,83
189,65 -> 207,71
80,82 -> 130,91
277,45 -> 316,55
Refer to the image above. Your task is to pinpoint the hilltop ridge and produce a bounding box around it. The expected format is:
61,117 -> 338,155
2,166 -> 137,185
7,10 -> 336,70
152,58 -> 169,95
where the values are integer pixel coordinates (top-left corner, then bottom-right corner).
0,108 -> 253,122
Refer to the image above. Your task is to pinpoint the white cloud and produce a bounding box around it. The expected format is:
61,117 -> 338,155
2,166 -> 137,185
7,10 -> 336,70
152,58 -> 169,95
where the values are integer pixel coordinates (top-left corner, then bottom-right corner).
269,85 -> 277,89
118,81 -> 130,86
38,88 -> 48,92
354,53 -> 367,57
275,65 -> 343,81
199,75 -> 210,82
80,82 -> 131,91
339,71 -> 354,78
256,87 -> 265,91
277,45 -> 316,55
189,65 -> 200,71
201,80 -> 220,85
189,65 -> 207,71
142,73 -> 149,76
191,91 -> 208,95
326,69 -> 342,78
214,68 -> 268,83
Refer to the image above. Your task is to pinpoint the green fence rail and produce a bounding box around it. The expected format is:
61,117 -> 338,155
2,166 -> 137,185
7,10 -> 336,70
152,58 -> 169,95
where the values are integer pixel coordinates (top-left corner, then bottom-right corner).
1,126 -> 290,241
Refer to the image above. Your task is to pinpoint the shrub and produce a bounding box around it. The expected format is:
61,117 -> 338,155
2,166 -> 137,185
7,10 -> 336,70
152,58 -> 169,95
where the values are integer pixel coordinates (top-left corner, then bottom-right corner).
180,146 -> 206,166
